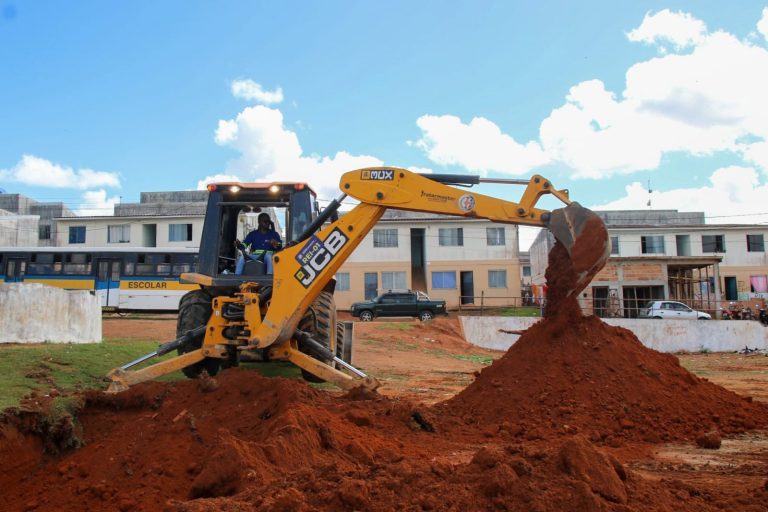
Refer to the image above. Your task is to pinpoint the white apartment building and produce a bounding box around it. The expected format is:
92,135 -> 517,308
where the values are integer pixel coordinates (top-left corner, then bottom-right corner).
333,211 -> 522,309
55,215 -> 204,248
530,210 -> 768,317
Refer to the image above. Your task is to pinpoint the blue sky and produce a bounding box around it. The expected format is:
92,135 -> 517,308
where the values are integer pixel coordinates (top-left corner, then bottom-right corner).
1,1 -> 768,247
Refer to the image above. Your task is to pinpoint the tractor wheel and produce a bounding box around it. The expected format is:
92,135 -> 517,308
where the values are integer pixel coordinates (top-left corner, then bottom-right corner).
298,291 -> 337,383
176,289 -> 221,379
335,320 -> 353,365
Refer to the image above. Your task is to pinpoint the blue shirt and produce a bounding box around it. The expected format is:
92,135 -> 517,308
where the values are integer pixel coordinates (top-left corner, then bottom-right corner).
243,229 -> 281,252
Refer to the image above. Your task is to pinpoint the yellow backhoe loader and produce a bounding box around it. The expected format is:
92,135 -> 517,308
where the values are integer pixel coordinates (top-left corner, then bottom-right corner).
106,167 -> 609,393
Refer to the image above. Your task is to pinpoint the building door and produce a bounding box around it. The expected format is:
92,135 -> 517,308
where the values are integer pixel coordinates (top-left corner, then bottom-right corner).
460,271 -> 474,305
364,272 -> 378,300
96,259 -> 122,308
410,229 -> 426,292
5,258 -> 26,282
724,276 -> 738,301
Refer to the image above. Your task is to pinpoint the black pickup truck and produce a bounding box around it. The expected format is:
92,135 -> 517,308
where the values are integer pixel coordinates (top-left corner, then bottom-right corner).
350,290 -> 447,322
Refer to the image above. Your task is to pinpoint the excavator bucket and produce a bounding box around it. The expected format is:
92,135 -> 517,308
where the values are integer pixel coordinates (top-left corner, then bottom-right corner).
545,202 -> 610,299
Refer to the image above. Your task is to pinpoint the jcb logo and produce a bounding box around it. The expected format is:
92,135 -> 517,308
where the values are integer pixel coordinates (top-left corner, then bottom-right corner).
361,169 -> 394,180
294,228 -> 349,288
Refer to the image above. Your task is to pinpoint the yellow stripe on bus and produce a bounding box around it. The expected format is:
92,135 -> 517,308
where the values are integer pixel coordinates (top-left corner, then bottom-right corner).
25,279 -> 95,289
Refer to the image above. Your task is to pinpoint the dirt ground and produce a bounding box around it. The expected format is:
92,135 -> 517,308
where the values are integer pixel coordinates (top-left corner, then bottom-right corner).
98,313 -> 768,509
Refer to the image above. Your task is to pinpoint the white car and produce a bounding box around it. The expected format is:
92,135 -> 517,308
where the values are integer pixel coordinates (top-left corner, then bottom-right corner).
639,300 -> 711,320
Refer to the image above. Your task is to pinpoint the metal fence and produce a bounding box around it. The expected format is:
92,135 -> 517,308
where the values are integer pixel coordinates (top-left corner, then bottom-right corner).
452,293 -> 717,318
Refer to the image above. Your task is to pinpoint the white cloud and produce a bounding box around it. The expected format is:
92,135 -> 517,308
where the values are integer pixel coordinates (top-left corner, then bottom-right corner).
214,105 -> 382,200
739,140 -> 768,173
414,115 -> 550,176
0,155 -> 120,189
196,174 -> 242,190
758,7 -> 768,41
231,79 -> 284,105
414,10 -> 768,181
77,189 -> 120,216
627,9 -> 707,49
593,166 -> 768,224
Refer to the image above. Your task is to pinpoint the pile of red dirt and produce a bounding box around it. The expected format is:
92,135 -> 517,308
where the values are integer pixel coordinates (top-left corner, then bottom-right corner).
440,243 -> 768,444
3,370 -> 767,512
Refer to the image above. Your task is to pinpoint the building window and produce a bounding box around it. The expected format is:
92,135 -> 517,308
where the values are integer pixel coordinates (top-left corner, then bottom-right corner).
488,270 -> 507,288
169,223 -> 193,242
747,234 -> 765,252
38,225 -> 51,240
108,224 -> 131,243
641,235 -> 664,254
431,271 -> 456,289
610,236 -> 619,255
373,228 -> 398,248
381,271 -> 406,290
69,226 -> 86,244
750,275 -> 768,293
439,228 -> 463,246
335,272 -> 350,291
486,227 -> 505,246
701,234 -> 725,253
522,266 -> 531,277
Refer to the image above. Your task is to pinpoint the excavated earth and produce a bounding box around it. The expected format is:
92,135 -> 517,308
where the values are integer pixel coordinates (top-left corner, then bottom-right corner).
1,241 -> 768,511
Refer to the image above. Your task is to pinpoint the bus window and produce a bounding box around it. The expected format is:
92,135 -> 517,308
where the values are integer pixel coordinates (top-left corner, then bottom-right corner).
172,263 -> 193,275
156,264 -> 171,275
28,253 -> 63,275
29,253 -> 52,275
171,253 -> 196,275
135,264 -> 155,276
63,253 -> 91,274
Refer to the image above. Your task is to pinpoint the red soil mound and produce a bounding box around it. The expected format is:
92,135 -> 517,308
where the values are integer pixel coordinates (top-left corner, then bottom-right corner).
440,242 -> 768,444
3,370 -> 766,512
439,313 -> 768,444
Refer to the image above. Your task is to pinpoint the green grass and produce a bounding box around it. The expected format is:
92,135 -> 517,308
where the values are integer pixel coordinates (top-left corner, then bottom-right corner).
494,307 -> 542,317
449,353 -> 495,365
423,348 -> 494,365
0,338 -> 355,410
0,338 -> 184,410
378,322 -> 416,331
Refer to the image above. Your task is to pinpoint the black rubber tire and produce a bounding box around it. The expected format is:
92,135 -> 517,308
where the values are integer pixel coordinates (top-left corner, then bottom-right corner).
359,310 -> 373,322
419,310 -> 434,321
298,291 -> 336,383
652,316 -> 662,320
335,321 -> 353,365
176,289 -> 221,379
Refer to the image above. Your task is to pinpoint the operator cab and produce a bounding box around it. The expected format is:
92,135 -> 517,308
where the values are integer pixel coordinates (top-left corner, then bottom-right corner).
181,182 -> 320,289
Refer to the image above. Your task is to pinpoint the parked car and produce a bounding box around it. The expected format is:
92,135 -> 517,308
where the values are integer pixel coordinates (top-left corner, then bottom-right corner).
638,300 -> 712,320
350,290 -> 447,322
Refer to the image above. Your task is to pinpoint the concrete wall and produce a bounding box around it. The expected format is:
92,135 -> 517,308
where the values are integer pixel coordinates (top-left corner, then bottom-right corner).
460,316 -> 768,353
0,215 -> 39,246
0,283 -> 102,343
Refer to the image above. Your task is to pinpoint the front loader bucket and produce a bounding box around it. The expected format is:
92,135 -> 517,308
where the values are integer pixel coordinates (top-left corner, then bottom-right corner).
545,202 -> 610,299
